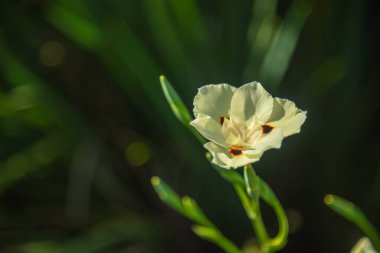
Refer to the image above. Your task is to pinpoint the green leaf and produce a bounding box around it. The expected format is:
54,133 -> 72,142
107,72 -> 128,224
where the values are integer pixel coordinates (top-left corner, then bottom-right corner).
152,177 -> 241,253
182,196 -> 214,228
151,177 -> 214,226
141,0 -> 191,82
151,176 -> 186,215
258,0 -> 312,88
324,194 -> 380,251
46,3 -> 102,51
192,225 -> 241,253
160,75 -> 192,126
192,225 -> 220,241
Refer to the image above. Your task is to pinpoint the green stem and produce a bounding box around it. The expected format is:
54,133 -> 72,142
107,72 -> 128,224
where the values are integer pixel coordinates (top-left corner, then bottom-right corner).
233,165 -> 270,252
216,235 -> 243,253
252,200 -> 270,253
245,165 -> 270,252
324,194 -> 380,252
192,224 -> 242,253
258,177 -> 289,252
236,165 -> 289,253
358,220 -> 380,251
267,195 -> 288,251
258,178 -> 289,252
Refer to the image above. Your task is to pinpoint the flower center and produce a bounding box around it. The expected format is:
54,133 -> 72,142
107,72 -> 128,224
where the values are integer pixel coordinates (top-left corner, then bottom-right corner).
228,146 -> 243,157
261,124 -> 273,134
219,116 -> 230,125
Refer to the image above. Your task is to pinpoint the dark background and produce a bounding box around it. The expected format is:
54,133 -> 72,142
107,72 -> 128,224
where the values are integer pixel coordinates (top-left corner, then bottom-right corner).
0,0 -> 379,252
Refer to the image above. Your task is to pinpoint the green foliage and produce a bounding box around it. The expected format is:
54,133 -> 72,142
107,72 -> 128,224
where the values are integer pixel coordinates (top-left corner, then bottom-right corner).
324,194 -> 380,251
257,0 -> 312,88
159,76 -> 192,127
151,176 -> 241,253
0,0 -> 376,252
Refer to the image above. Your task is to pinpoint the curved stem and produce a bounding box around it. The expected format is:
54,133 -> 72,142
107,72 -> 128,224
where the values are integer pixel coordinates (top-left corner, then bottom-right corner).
233,165 -> 269,252
234,184 -> 269,248
267,195 -> 289,251
252,200 -> 270,253
246,166 -> 270,246
237,165 -> 289,253
258,177 -> 289,252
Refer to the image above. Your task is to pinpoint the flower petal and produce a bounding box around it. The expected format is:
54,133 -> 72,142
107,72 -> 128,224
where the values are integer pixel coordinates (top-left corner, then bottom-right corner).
190,114 -> 226,147
251,128 -> 284,152
221,117 -> 242,147
268,98 -> 307,137
230,82 -> 273,127
193,84 -> 236,120
204,142 -> 262,169
351,237 -> 376,253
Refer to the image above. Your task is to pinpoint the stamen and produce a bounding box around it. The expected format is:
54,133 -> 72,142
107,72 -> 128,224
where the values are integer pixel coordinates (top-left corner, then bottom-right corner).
261,124 -> 274,134
228,146 -> 243,157
219,116 -> 230,125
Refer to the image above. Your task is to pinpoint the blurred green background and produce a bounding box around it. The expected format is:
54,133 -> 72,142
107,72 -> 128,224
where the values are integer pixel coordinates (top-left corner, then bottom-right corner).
0,0 -> 378,252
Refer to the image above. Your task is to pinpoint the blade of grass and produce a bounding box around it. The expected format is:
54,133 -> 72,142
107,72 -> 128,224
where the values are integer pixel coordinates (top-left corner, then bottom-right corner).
151,176 -> 241,253
324,194 -> 380,251
160,75 -> 204,142
258,0 -> 312,89
160,75 -> 192,126
168,0 -> 208,46
45,3 -> 102,51
140,0 -> 191,84
244,0 -> 278,81
151,176 -> 186,215
192,225 -> 241,253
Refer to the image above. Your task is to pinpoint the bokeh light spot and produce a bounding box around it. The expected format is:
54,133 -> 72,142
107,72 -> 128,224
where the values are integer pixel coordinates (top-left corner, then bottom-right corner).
287,209 -> 303,233
125,141 -> 150,167
39,41 -> 65,67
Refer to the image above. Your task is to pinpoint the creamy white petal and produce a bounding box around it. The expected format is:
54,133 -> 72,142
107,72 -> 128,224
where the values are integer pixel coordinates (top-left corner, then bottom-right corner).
193,84 -> 236,120
221,117 -> 242,147
243,126 -> 262,146
190,114 -> 226,147
251,128 -> 284,152
242,148 -> 262,156
230,82 -> 273,127
204,142 -> 230,168
351,237 -> 376,253
268,98 -> 307,137
204,142 -> 262,169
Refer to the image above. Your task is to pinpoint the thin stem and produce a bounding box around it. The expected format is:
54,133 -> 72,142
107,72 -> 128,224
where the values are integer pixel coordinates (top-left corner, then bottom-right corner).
258,177 -> 289,252
215,234 -> 243,253
233,165 -> 270,252
359,220 -> 380,251
193,224 -> 242,253
238,165 -> 289,253
267,196 -> 289,251
252,200 -> 270,253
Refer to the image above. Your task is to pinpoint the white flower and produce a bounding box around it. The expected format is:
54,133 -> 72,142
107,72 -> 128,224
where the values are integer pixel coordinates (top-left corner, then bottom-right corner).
190,82 -> 306,169
351,237 -> 378,253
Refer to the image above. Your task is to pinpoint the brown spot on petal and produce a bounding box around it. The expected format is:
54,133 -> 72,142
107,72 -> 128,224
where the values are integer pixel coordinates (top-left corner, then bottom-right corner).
261,124 -> 274,134
219,116 -> 230,125
228,146 -> 243,157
